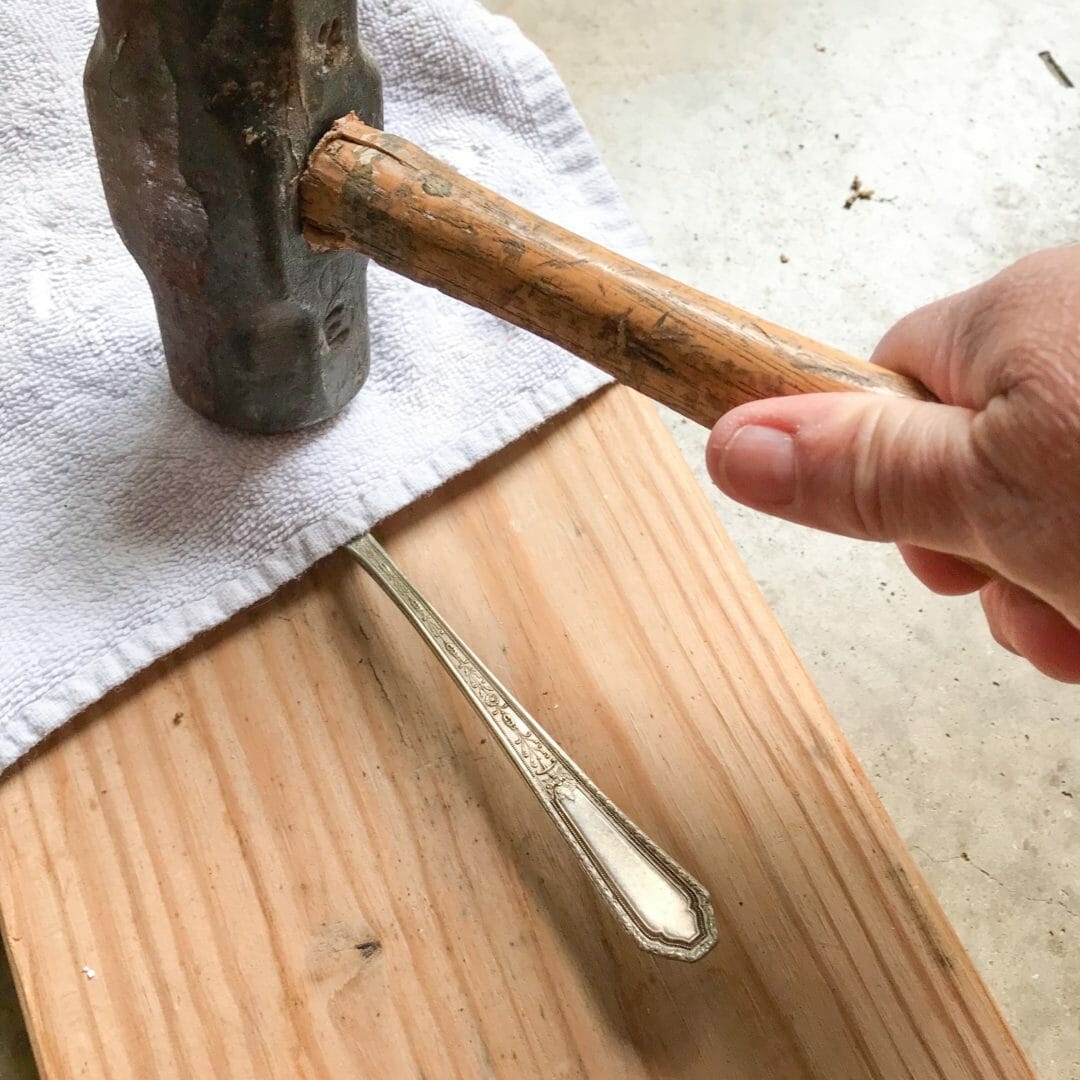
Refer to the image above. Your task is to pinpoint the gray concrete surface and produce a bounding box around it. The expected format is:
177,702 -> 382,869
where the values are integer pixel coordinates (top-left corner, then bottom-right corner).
0,943 -> 33,1078
0,2 -> 1075,1077
485,1 -> 1079,1076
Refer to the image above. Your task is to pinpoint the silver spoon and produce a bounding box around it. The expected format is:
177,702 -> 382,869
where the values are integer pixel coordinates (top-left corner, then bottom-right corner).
345,533 -> 717,962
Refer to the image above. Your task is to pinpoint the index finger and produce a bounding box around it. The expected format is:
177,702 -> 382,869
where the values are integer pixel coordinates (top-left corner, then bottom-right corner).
870,289 -> 985,409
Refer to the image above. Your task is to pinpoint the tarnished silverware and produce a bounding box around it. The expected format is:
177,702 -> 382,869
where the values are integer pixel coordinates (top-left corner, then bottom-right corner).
345,533 -> 717,962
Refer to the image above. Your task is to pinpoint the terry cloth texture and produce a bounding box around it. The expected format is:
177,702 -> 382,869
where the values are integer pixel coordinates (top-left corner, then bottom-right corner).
0,0 -> 649,767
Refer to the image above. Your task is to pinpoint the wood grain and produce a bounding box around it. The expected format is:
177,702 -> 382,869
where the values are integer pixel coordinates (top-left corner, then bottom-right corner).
301,115 -> 932,427
0,387 -> 1029,1078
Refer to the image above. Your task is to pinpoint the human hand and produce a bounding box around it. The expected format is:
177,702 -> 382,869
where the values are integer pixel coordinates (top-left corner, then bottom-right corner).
706,245 -> 1080,681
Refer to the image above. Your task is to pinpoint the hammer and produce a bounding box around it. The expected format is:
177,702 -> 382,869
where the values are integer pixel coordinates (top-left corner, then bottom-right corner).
84,2 -> 929,436
79,2 -> 923,962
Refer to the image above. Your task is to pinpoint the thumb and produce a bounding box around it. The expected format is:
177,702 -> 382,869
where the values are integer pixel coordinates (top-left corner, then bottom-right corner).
706,393 -> 990,554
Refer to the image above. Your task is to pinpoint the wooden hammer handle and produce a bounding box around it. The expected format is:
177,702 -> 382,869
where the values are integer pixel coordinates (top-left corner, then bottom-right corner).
301,115 -> 932,426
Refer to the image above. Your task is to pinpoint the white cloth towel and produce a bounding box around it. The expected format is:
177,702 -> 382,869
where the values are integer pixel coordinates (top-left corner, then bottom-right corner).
0,0 -> 648,768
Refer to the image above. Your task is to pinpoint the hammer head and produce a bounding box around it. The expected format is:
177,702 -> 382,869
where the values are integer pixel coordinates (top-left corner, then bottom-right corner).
85,1 -> 382,433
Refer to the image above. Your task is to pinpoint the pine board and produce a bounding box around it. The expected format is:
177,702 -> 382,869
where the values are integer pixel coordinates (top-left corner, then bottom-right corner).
0,387 -> 1032,1078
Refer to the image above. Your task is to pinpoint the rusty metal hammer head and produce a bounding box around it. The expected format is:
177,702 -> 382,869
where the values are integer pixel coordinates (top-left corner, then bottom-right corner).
84,1 -> 382,433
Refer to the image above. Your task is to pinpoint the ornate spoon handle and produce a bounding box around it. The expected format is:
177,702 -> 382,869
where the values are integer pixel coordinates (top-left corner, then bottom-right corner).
345,533 -> 717,962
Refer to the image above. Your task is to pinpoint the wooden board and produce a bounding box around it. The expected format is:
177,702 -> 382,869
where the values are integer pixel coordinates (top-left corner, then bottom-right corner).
0,387 -> 1032,1078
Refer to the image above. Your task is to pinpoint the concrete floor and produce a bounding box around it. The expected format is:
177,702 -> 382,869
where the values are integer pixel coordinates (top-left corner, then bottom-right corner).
0,2 -> 1075,1077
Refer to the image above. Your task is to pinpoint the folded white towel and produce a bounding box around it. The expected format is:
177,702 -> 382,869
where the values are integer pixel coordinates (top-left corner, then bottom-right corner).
0,0 -> 648,768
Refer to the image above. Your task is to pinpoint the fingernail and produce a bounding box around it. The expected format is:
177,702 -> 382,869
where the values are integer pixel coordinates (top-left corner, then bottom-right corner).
716,425 -> 797,506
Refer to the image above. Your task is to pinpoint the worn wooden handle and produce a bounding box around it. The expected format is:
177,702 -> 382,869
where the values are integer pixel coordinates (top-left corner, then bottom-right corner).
301,115 -> 932,426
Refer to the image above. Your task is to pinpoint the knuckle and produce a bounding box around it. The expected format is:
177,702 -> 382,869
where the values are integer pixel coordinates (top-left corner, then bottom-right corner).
848,406 -> 894,540
973,250 -> 1080,391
